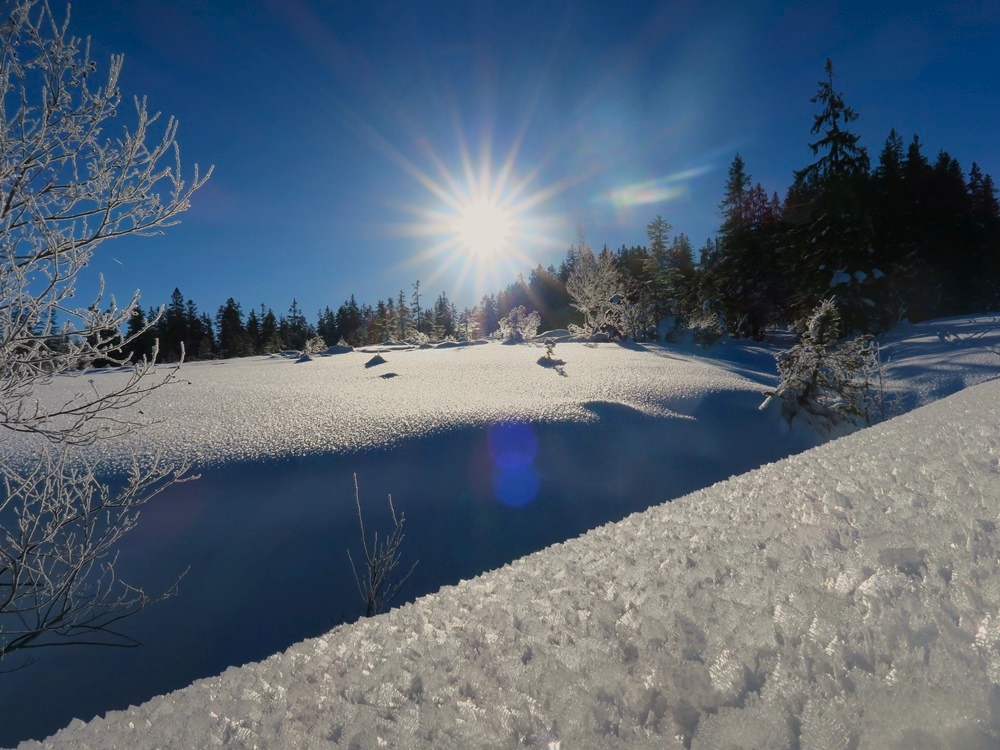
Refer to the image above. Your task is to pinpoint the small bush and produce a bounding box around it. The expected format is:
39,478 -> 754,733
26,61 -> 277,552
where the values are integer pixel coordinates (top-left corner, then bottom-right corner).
761,298 -> 886,432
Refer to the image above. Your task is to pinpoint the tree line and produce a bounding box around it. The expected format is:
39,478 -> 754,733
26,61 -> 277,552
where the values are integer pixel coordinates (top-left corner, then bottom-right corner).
106,59 -> 999,365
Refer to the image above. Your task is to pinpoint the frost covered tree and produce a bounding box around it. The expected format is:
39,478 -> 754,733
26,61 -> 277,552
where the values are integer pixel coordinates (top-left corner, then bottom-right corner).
494,305 -> 540,343
565,235 -> 620,334
761,299 -> 884,431
0,0 -> 210,666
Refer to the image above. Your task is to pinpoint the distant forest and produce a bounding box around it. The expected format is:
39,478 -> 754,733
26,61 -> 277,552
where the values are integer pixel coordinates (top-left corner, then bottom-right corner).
111,60 -> 999,363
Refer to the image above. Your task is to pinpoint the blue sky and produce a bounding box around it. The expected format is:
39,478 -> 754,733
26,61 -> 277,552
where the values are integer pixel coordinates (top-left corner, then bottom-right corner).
63,0 -> 1000,318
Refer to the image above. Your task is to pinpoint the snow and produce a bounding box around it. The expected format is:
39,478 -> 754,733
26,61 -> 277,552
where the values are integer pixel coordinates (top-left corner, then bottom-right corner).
3,317 -> 1000,748
829,269 -> 852,287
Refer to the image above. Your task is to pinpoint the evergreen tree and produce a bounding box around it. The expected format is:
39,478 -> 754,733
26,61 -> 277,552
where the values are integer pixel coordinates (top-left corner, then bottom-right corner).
786,59 -> 882,332
763,298 -> 883,431
395,289 -> 412,340
707,156 -> 786,338
316,306 -> 339,346
476,294 -> 499,337
246,308 -> 262,354
121,307 -> 155,363
197,313 -> 215,359
641,215 -> 674,319
282,298 -> 311,350
260,307 -> 282,353
215,298 -> 248,358
160,287 -> 188,361
336,296 -> 363,345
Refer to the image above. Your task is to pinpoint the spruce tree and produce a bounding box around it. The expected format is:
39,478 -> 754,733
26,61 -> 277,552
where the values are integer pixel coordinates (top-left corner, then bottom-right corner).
215,298 -> 248,358
786,59 -> 882,332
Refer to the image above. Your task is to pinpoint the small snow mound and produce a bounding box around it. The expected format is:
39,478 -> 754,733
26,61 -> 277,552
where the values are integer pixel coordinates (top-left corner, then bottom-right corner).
365,354 -> 388,368
829,269 -> 851,287
295,353 -> 312,363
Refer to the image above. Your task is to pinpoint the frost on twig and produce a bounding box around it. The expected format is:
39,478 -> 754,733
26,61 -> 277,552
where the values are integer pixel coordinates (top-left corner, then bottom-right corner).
346,474 -> 418,618
0,0 -> 210,668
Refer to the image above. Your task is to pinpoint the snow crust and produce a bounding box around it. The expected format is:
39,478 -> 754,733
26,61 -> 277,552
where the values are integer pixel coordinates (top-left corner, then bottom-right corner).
9,341 -> 758,469
6,316 -> 1000,748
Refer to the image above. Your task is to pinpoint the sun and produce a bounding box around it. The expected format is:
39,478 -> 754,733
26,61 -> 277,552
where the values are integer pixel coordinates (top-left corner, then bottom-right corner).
452,197 -> 513,261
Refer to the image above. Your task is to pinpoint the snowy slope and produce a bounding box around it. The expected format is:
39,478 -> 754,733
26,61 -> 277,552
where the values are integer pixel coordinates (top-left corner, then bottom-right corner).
3,317 -> 1000,748
16,367 -> 1000,749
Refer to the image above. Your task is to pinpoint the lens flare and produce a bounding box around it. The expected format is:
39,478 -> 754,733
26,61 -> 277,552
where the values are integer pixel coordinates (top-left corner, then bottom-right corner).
488,422 -> 540,508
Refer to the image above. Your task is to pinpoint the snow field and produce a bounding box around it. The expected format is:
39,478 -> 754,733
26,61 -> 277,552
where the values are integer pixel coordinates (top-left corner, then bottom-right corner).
18,369 -> 1000,748
35,341 -> 760,470
5,317 -> 1000,748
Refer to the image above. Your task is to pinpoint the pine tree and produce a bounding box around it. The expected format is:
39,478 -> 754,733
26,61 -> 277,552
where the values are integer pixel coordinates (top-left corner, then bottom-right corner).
160,288 -> 188,361
762,298 -> 882,431
316,306 -> 339,346
215,298 -> 248,359
786,59 -> 882,332
245,308 -> 262,354
410,281 -> 423,336
260,307 -> 282,353
395,289 -> 412,340
121,307 -> 155,363
336,296 -> 363,345
708,156 -> 786,338
641,215 -> 674,320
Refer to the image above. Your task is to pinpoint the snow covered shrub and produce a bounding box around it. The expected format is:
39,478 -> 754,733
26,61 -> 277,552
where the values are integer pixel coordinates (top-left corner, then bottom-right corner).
762,298 -> 885,431
687,313 -> 726,347
303,335 -> 327,354
495,305 -> 541,343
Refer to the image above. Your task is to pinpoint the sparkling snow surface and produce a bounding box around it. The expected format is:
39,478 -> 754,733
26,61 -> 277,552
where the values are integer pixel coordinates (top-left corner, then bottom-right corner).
5,317 -> 1000,748
22,340 -> 762,469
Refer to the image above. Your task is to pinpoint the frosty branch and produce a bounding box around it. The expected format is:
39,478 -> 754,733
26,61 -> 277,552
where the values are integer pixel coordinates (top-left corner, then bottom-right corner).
0,0 -> 210,668
347,474 -> 418,618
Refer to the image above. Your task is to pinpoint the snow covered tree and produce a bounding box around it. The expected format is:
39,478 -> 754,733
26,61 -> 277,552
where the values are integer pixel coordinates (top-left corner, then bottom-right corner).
494,305 -> 541,343
762,299 -> 883,431
565,235 -> 621,334
0,0 -> 209,666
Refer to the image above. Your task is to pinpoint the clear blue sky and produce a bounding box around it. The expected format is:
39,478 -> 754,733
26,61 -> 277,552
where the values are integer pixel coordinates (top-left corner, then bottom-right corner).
64,0 -> 1000,319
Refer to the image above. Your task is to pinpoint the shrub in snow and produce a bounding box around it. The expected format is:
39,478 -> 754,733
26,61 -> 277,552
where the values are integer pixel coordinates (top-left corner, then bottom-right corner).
494,305 -> 541,343
346,475 -> 417,618
536,338 -> 566,371
303,335 -> 327,354
762,298 -> 886,431
687,313 -> 727,347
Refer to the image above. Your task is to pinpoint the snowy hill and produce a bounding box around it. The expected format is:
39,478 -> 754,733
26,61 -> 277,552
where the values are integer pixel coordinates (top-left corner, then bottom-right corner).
3,315 -> 1000,748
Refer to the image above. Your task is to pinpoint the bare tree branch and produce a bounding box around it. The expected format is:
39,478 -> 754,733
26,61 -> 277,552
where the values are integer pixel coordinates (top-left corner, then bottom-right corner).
346,474 -> 418,618
0,0 -> 211,668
